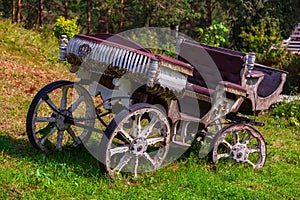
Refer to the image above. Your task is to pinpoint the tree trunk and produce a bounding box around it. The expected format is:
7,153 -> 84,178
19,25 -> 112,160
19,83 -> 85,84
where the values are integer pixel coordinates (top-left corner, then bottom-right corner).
105,16 -> 109,33
38,0 -> 44,28
64,0 -> 69,19
206,0 -> 212,26
298,0 -> 300,18
87,0 -> 91,34
12,0 -> 16,23
17,0 -> 21,23
119,0 -> 124,30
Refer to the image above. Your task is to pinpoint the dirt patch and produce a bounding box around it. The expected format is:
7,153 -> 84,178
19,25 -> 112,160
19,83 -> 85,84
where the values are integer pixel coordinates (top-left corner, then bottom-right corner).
0,47 -> 73,136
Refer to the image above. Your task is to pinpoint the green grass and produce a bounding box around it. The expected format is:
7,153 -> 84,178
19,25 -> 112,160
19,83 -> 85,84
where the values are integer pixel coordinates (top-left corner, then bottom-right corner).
0,18 -> 299,199
0,125 -> 299,199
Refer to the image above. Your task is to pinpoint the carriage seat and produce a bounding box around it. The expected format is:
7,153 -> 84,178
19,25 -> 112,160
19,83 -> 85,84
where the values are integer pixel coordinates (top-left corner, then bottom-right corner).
178,40 -> 248,98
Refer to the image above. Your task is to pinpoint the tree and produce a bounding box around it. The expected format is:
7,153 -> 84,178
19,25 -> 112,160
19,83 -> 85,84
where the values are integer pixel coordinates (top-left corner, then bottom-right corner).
217,0 -> 300,49
17,0 -> 21,23
64,0 -> 68,19
0,0 -> 299,49
206,0 -> 211,26
38,0 -> 43,27
87,0 -> 91,34
11,0 -> 16,23
119,0 -> 124,30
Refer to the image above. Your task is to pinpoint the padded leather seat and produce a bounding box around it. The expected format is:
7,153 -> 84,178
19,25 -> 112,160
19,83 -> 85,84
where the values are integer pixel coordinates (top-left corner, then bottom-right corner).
179,40 -> 247,96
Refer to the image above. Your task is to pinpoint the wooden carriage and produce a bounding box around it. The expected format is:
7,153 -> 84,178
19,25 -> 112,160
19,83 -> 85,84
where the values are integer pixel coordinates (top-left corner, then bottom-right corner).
26,32 -> 287,177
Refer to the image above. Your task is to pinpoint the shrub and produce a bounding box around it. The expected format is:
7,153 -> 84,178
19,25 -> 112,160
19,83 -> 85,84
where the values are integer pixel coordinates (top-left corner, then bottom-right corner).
239,17 -> 282,53
52,16 -> 80,40
282,55 -> 300,93
272,100 -> 300,127
198,24 -> 229,47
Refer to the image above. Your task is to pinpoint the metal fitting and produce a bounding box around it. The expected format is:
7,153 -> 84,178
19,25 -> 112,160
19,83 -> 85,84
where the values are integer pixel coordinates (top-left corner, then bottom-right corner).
59,35 -> 68,61
246,52 -> 256,77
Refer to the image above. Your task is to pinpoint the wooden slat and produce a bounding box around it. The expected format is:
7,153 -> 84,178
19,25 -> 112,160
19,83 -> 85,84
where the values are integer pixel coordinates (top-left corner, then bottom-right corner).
282,24 -> 300,53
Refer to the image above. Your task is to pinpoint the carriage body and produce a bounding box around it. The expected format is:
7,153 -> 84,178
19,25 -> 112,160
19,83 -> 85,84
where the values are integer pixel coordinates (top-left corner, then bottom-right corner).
65,33 -> 287,125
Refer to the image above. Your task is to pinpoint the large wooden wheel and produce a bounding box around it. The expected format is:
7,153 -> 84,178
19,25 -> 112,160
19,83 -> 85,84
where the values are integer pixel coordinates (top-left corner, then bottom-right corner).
212,123 -> 266,168
100,103 -> 171,177
26,80 -> 96,152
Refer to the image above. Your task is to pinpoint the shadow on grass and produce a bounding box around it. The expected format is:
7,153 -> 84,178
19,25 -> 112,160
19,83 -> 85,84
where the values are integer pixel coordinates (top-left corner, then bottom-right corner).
0,130 -> 217,180
0,131 -> 106,178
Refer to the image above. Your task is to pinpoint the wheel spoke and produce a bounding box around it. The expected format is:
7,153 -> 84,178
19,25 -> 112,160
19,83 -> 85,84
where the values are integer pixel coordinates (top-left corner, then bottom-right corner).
40,126 -> 57,145
35,117 -> 56,123
245,159 -> 256,168
60,87 -> 68,110
56,130 -> 64,150
140,116 -> 159,138
113,153 -> 132,172
143,152 -> 156,170
217,153 -> 230,160
119,128 -> 134,142
242,134 -> 253,145
147,136 -> 165,146
233,131 -> 240,144
134,156 -> 139,177
222,139 -> 233,149
67,127 -> 81,145
248,147 -> 260,154
68,96 -> 85,112
110,145 -> 130,156
45,97 -> 59,113
132,114 -> 142,138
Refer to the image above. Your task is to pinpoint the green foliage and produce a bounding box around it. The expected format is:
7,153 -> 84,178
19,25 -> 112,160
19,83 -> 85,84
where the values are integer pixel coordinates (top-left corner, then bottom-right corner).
239,17 -> 282,53
256,47 -> 287,67
271,101 -> 300,128
219,0 -> 299,50
198,24 -> 229,47
122,28 -> 177,57
264,0 -> 300,39
278,55 -> 300,93
147,0 -> 199,27
52,16 -> 79,40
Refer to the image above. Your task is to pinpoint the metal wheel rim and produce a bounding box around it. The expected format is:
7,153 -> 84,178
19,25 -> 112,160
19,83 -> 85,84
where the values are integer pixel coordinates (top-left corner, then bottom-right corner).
212,124 -> 266,168
104,105 -> 171,177
27,82 -> 95,151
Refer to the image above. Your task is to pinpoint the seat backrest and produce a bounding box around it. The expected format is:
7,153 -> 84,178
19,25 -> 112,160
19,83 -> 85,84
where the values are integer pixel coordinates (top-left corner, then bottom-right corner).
179,40 -> 246,89
254,63 -> 287,97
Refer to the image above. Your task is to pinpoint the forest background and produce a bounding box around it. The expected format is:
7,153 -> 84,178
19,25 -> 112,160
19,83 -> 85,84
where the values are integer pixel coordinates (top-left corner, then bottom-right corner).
0,1 -> 298,48
1,0 -> 299,92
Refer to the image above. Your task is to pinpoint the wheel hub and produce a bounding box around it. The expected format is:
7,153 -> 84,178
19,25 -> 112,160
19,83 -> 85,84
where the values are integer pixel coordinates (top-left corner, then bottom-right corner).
130,138 -> 148,156
55,110 -> 71,130
231,143 -> 249,162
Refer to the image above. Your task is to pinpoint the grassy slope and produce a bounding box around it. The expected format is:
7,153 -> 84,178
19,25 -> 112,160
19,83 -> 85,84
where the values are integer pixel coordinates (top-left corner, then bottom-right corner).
0,19 -> 299,199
